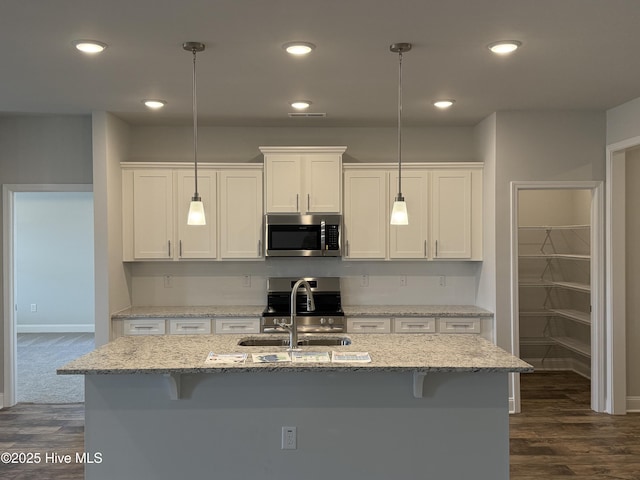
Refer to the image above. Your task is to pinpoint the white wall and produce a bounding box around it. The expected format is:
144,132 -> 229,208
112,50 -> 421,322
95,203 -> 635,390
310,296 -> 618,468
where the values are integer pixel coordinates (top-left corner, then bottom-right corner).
626,148 -> 640,397
607,97 -> 640,145
0,114 -> 92,396
15,192 -> 94,332
493,111 -> 605,351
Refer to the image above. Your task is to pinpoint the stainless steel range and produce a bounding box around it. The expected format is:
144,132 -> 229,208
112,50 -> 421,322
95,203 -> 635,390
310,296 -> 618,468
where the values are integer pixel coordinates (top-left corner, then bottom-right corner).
261,277 -> 345,333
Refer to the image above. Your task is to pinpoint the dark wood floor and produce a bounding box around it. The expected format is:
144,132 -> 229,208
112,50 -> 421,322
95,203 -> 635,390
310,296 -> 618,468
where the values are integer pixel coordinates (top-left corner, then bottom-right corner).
511,371 -> 640,479
0,372 -> 639,479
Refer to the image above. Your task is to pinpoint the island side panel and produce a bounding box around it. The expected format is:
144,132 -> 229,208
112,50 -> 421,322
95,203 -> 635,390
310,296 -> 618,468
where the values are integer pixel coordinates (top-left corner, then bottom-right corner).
85,371 -> 509,480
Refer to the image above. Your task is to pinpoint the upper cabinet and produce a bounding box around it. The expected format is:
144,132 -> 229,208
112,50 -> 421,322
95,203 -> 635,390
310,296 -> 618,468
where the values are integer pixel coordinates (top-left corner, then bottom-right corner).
261,146 -> 346,214
122,163 -> 263,261
343,163 -> 483,261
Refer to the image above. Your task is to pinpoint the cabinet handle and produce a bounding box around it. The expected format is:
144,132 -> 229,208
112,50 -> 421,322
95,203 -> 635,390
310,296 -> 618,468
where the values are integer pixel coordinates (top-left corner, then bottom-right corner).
168,240 -> 171,257
258,239 -> 262,256
307,193 -> 310,211
179,240 -> 183,257
346,240 -> 349,257
424,240 -> 427,257
296,194 -> 299,212
435,240 -> 438,257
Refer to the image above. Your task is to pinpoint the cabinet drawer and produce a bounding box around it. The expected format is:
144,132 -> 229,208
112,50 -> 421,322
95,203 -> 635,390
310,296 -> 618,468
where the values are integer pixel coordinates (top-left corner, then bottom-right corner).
393,317 -> 436,333
347,318 -> 391,334
438,317 -> 481,334
169,318 -> 211,335
214,318 -> 260,334
123,318 -> 166,335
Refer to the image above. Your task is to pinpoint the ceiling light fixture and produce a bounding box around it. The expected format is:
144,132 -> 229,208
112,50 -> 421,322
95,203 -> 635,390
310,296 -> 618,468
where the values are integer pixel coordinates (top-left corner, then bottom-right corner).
72,40 -> 108,54
291,100 -> 312,110
390,42 -> 412,226
282,42 -> 316,55
434,99 -> 455,109
487,40 -> 522,55
142,99 -> 167,109
183,41 -> 206,226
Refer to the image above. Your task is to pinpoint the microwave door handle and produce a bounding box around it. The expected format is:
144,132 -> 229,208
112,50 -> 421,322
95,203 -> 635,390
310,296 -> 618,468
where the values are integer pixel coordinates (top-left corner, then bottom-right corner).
320,220 -> 326,254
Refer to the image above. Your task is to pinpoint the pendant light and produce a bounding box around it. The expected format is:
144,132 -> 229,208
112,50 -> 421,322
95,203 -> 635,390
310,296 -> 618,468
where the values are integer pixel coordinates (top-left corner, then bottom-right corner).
390,43 -> 411,225
184,41 -> 206,225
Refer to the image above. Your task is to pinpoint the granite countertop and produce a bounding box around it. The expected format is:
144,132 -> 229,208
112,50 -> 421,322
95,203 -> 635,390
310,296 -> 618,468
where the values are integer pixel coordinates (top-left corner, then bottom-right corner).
112,305 -> 493,319
58,333 -> 532,375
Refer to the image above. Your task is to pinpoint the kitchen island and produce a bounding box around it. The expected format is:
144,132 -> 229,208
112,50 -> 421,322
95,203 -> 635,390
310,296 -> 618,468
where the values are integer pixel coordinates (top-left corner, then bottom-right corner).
59,333 -> 531,480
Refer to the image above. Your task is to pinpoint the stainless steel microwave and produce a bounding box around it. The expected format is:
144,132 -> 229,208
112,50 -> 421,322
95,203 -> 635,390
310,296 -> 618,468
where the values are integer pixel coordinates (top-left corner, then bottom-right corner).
265,214 -> 341,257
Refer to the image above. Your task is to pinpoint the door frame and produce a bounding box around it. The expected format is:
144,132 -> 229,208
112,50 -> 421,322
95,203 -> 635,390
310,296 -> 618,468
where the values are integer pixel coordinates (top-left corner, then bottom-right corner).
510,181 -> 605,413
2,183 -> 93,408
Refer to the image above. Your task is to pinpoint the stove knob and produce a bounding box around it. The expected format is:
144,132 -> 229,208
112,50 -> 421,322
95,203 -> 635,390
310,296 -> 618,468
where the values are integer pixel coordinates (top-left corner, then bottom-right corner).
272,318 -> 278,325
320,318 -> 326,325
328,318 -> 335,325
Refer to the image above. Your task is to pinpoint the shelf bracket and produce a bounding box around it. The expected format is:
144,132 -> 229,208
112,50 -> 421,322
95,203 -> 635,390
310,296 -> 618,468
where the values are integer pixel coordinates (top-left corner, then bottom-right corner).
164,373 -> 182,400
412,372 -> 428,398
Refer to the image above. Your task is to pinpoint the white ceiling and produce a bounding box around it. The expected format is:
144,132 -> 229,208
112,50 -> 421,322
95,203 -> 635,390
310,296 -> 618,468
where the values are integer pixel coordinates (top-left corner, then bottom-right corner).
2,0 -> 640,127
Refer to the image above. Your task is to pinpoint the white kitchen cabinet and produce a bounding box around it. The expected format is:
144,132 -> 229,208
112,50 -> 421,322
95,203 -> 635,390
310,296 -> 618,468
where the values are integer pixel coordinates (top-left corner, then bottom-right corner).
176,170 -> 217,259
123,163 -> 263,261
131,169 -> 174,259
431,170 -> 472,259
219,169 -> 263,259
393,317 -> 436,333
261,146 -> 346,214
168,318 -> 212,335
343,163 -> 482,261
123,318 -> 166,335
214,318 -> 260,334
438,317 -> 481,334
346,317 -> 391,333
389,170 -> 429,259
343,170 -> 388,259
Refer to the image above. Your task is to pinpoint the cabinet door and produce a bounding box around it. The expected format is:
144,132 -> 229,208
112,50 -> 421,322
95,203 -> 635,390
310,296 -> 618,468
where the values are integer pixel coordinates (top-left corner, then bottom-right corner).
389,170 -> 429,259
133,170 -> 174,259
219,169 -> 263,259
343,170 -> 387,259
304,154 -> 342,213
176,170 -> 217,259
265,155 -> 301,213
431,170 -> 472,259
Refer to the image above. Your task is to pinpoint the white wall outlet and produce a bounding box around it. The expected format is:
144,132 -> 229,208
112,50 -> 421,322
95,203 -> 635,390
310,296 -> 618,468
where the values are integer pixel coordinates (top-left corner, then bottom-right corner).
30,303 -> 37,312
400,275 -> 407,287
243,275 -> 251,287
281,426 -> 297,450
163,275 -> 173,288
439,275 -> 446,287
360,275 -> 369,287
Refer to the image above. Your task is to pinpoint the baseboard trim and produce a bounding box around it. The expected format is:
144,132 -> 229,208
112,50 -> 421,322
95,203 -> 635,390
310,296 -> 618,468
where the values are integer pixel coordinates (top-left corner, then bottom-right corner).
16,324 -> 95,334
626,396 -> 640,412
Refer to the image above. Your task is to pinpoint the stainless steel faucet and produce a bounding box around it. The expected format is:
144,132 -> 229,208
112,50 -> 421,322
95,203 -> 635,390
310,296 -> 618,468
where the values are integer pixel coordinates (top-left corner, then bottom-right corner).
278,279 -> 315,349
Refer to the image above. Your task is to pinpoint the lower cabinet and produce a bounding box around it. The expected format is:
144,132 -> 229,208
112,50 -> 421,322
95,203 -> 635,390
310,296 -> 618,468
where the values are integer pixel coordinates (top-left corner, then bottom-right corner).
346,317 -> 482,335
123,318 -> 167,336
346,318 -> 392,333
393,317 -> 436,333
213,318 -> 260,334
169,318 -> 212,335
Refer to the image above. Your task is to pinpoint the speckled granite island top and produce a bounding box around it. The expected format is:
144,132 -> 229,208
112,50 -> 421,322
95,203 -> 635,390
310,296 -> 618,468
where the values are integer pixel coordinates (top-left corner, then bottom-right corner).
111,305 -> 264,318
58,333 -> 531,375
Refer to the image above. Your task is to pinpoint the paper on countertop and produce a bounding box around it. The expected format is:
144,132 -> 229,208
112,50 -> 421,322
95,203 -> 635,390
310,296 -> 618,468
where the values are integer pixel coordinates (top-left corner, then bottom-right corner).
251,352 -> 291,363
331,351 -> 372,363
205,352 -> 248,364
291,351 -> 331,363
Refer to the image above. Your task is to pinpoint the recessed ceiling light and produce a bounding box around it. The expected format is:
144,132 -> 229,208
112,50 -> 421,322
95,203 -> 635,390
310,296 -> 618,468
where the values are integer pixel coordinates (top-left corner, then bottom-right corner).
72,40 -> 108,54
487,40 -> 522,55
434,99 -> 455,109
282,42 -> 316,55
142,99 -> 167,109
291,100 -> 312,110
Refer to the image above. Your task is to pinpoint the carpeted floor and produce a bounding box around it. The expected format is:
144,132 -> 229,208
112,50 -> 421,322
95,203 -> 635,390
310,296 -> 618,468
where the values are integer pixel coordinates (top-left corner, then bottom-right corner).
17,333 -> 94,403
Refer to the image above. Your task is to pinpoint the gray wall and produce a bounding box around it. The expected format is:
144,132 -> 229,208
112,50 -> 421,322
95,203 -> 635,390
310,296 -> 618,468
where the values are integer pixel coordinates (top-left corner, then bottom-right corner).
493,111 -> 605,350
607,97 -> 640,145
15,192 -> 94,331
0,114 -> 93,396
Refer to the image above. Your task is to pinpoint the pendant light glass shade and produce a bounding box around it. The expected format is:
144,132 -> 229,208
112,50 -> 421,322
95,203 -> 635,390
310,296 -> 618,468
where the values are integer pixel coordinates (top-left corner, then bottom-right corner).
389,43 -> 411,225
184,41 -> 206,226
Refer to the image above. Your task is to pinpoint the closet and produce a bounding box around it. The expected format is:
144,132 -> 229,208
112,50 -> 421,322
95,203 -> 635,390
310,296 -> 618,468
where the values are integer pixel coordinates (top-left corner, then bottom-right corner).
518,189 -> 592,379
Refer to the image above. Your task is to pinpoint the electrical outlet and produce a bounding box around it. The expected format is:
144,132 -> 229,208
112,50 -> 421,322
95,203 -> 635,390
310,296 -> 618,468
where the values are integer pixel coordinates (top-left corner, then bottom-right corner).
30,303 -> 37,312
243,275 -> 251,287
163,275 -> 173,288
439,275 -> 446,287
282,426 -> 297,450
400,275 -> 407,287
360,275 -> 369,287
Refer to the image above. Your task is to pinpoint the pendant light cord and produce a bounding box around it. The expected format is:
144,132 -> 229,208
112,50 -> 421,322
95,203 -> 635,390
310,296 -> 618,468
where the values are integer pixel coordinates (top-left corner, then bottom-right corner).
397,49 -> 403,199
191,48 -> 199,199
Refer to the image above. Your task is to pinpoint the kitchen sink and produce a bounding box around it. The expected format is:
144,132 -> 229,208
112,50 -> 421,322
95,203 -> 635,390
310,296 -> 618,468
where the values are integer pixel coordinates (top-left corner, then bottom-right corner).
237,336 -> 351,347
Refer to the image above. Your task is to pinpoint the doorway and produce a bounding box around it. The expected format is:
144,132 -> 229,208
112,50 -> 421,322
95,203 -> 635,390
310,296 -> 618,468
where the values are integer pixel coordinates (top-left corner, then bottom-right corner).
510,182 -> 604,413
3,185 -> 94,406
